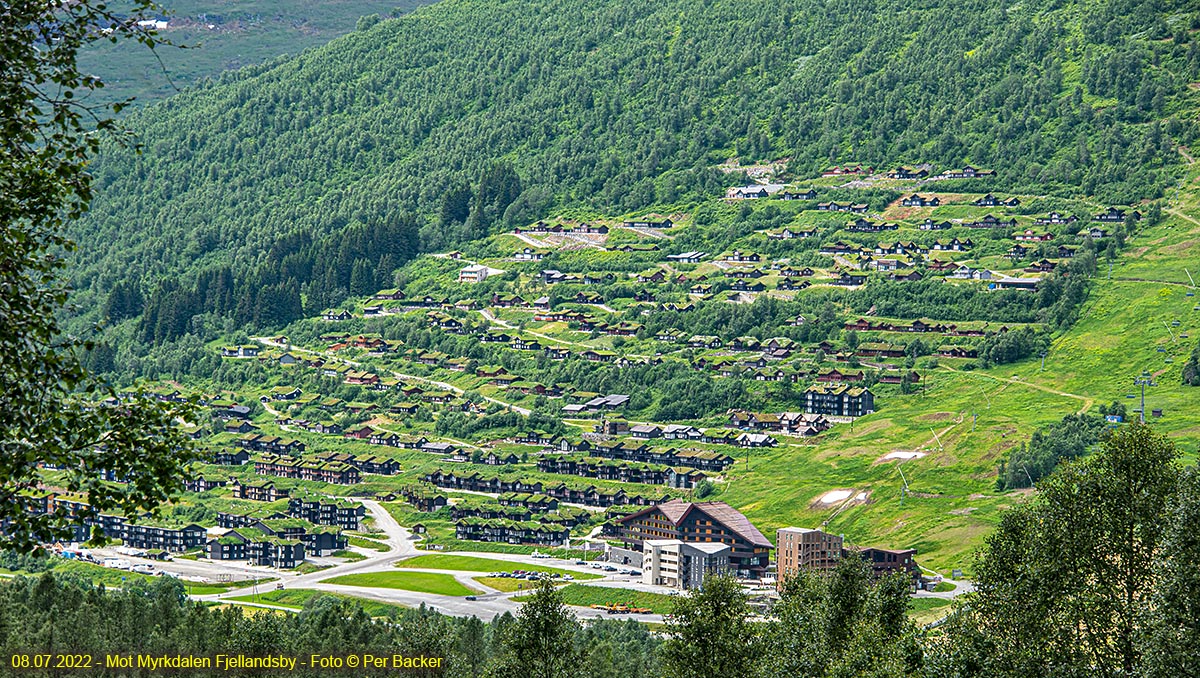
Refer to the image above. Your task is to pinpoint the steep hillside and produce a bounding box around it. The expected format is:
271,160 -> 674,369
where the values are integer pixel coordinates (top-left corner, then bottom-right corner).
766,167 -> 1200,571
70,0 -> 1200,332
111,163 -> 1200,574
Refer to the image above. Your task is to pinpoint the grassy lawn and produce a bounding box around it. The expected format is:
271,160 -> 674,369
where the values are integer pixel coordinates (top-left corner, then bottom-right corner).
226,589 -> 410,617
34,561 -> 157,588
7,561 -> 276,594
518,584 -> 678,615
396,554 -> 601,580
347,536 -> 390,552
473,576 -> 558,593
324,571 -> 480,596
332,550 -> 366,562
294,563 -> 333,575
908,597 -> 954,625
185,577 -> 278,595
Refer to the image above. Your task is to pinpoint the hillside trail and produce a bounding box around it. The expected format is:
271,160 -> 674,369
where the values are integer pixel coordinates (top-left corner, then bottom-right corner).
258,400 -> 300,433
1110,276 -> 1194,287
477,309 -> 655,359
253,336 -> 531,415
479,309 -> 588,349
1166,207 -> 1200,229
512,233 -> 551,249
938,364 -> 1094,414
914,419 -> 963,458
622,226 -> 671,240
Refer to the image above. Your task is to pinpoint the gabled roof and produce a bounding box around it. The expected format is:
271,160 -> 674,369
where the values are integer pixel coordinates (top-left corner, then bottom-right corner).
621,499 -> 771,548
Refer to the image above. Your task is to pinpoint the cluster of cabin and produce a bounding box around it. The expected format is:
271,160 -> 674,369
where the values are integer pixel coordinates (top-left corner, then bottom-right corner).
454,518 -> 570,547
549,438 -> 742,470
236,432 -> 305,456
313,450 -> 401,476
727,411 -> 833,435
536,455 -> 707,489
513,220 -> 611,235
209,518 -> 347,567
253,453 -> 361,484
28,492 -> 206,553
421,470 -> 672,508
396,485 -> 449,512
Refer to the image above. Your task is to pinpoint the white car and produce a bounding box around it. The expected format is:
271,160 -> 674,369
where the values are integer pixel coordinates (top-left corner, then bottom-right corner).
131,563 -> 155,574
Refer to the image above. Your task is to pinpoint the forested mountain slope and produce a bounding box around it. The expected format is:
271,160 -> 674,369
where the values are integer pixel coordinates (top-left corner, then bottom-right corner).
72,0 -> 1200,331
77,0 -> 435,111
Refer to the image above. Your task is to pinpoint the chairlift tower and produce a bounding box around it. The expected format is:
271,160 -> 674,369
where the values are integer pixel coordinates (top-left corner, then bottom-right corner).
1134,372 -> 1155,423
1021,465 -> 1035,490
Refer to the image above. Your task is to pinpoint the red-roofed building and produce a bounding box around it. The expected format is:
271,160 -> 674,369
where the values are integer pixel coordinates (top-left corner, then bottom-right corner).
614,499 -> 772,577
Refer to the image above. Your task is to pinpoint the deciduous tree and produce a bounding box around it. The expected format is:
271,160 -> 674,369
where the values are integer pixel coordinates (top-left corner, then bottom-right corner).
1,0 -> 199,551
939,423 -> 1179,677
662,574 -> 760,678
488,579 -> 581,678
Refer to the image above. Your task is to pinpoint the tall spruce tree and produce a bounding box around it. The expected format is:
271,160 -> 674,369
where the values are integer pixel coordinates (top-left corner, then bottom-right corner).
1139,465 -> 1200,678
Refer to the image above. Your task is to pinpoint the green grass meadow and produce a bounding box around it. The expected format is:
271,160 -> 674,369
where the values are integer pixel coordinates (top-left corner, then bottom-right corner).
324,571 -> 480,596
226,588 -> 410,616
395,554 -> 601,579
515,584 -> 678,615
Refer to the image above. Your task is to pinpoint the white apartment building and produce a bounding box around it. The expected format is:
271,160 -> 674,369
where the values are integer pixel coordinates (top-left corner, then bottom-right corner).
458,265 -> 490,283
641,539 -> 730,590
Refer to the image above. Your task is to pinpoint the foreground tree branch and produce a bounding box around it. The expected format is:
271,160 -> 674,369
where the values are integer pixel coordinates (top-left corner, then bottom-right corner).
1,0 -> 200,552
